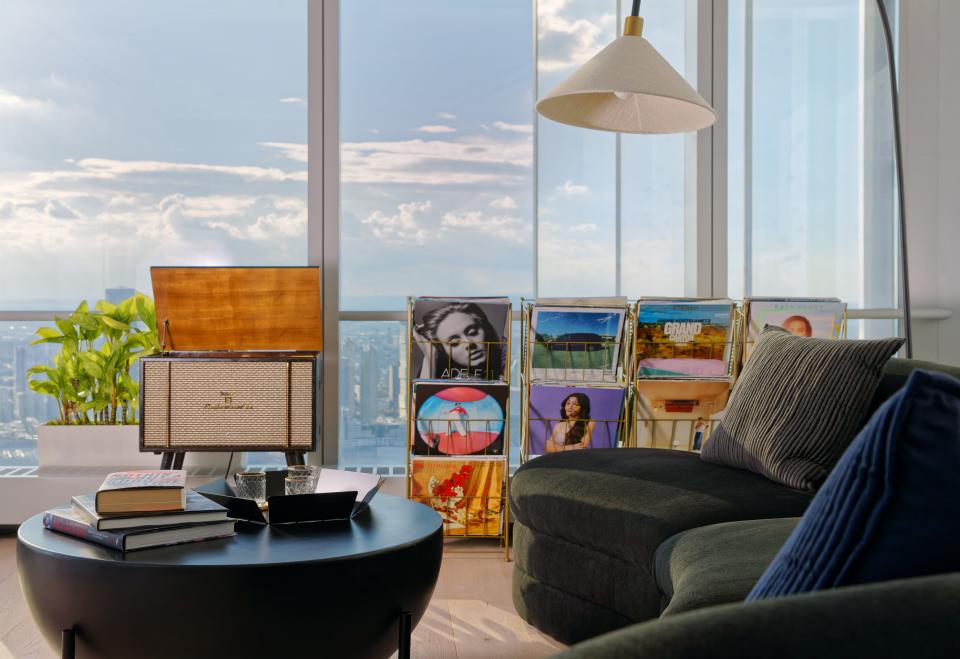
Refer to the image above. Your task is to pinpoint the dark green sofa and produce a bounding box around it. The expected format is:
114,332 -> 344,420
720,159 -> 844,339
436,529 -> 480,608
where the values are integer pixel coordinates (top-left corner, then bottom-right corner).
510,357 -> 960,656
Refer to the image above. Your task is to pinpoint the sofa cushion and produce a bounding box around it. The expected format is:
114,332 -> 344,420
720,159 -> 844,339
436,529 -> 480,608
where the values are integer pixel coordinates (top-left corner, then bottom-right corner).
654,517 -> 798,617
749,369 -> 960,600
701,326 -> 903,491
510,448 -> 812,576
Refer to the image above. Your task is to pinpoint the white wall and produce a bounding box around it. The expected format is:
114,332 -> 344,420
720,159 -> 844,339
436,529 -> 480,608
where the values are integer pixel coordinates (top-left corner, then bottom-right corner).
901,0 -> 960,365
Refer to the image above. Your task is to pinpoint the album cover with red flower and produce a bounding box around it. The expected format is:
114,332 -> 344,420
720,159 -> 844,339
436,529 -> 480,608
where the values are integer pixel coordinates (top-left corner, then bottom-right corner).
410,457 -> 505,536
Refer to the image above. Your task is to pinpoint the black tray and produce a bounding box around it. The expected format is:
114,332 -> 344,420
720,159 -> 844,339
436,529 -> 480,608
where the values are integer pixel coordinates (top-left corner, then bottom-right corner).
195,473 -> 360,525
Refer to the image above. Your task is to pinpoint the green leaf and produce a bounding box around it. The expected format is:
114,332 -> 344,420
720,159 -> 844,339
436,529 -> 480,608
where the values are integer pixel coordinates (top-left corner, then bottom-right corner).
99,316 -> 130,331
96,300 -> 117,314
36,327 -> 62,340
135,295 -> 157,330
29,381 -> 59,396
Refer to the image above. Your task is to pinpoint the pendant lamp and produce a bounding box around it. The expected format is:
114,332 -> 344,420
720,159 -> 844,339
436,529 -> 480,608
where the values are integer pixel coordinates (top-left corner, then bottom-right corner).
536,0 -> 716,134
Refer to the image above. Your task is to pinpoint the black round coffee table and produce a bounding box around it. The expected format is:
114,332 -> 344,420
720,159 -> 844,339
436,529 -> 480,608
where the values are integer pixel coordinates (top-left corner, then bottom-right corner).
18,493 -> 442,659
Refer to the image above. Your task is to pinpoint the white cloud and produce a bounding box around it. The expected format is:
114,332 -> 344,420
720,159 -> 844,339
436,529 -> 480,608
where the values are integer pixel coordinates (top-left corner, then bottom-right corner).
570,222 -> 597,231
279,97 -> 307,106
178,195 -> 258,218
43,199 -> 79,220
341,136 -> 532,185
69,158 -> 306,183
0,89 -> 54,114
437,112 -> 457,120
559,180 -> 589,195
490,196 -> 518,210
207,211 -> 305,241
492,121 -> 533,134
414,125 -> 457,134
369,128 -> 381,134
440,211 -> 529,244
362,201 -> 434,244
259,141 -> 307,163
538,0 -> 614,73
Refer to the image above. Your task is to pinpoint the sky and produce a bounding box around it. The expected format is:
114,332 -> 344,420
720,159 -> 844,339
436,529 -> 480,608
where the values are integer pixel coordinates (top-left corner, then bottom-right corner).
0,0 -> 892,313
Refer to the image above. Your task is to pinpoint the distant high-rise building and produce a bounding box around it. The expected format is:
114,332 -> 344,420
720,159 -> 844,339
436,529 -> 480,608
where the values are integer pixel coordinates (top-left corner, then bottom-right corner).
360,345 -> 379,421
0,387 -> 14,423
340,338 -> 359,417
105,287 -> 136,305
387,363 -> 399,417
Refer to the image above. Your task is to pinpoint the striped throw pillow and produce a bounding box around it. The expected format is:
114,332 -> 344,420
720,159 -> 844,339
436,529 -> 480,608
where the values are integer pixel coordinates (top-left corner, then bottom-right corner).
701,326 -> 904,492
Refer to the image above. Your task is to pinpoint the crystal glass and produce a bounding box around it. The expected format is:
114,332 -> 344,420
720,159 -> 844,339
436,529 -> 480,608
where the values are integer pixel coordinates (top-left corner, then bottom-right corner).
235,471 -> 266,505
284,475 -> 313,496
287,465 -> 318,490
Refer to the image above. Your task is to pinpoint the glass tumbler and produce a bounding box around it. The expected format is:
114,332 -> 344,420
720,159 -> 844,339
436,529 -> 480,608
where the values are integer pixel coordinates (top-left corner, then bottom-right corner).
284,475 -> 313,496
287,465 -> 318,490
235,471 -> 266,505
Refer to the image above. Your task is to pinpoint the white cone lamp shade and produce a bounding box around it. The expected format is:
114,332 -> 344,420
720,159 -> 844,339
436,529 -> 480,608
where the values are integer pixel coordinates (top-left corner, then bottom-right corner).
536,17 -> 716,134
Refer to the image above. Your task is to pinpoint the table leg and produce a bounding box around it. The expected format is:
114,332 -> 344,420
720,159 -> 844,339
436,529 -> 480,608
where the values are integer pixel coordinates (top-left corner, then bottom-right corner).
61,628 -> 75,659
398,611 -> 412,659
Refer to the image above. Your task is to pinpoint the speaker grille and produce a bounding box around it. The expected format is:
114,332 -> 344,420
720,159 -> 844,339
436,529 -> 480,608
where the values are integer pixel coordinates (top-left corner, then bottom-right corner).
142,360 -> 315,450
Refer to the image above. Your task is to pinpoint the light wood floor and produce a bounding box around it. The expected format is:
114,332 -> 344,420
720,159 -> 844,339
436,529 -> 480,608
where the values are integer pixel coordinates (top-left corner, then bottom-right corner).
0,535 -> 564,659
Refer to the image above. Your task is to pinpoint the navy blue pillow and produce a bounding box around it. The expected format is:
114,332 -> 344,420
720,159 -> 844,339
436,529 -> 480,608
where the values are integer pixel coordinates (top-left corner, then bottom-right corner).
748,369 -> 960,599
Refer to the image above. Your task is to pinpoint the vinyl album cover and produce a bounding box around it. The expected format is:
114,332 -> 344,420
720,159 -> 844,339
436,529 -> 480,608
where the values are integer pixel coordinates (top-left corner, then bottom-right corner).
412,382 -> 508,456
744,298 -> 846,361
633,380 -> 732,451
635,300 -> 734,378
527,384 -> 626,456
410,457 -> 505,536
411,297 -> 511,381
530,306 -> 625,382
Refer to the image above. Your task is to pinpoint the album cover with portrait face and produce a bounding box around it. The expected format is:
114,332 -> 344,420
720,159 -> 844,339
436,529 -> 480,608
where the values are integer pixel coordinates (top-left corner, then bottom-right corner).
744,298 -> 846,362
412,382 -> 508,456
411,297 -> 511,382
527,384 -> 625,456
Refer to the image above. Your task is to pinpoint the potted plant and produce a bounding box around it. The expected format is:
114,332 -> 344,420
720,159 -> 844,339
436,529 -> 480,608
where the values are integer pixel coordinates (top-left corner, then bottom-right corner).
27,293 -> 161,467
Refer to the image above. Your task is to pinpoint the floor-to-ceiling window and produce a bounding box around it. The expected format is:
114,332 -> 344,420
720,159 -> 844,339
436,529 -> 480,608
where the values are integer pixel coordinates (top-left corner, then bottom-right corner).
0,0 -> 307,465
727,0 -> 900,338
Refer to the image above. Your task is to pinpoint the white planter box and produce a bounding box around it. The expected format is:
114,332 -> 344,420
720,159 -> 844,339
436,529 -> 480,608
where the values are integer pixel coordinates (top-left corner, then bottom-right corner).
37,425 -> 232,470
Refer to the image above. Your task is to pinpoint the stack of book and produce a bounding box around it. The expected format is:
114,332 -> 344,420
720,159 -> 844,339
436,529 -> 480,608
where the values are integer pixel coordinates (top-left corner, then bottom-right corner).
42,469 -> 236,552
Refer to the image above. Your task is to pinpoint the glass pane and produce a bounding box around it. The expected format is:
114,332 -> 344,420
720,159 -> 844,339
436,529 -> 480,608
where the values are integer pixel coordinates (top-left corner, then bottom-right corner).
620,0 -> 697,297
0,323 -> 55,466
339,0 -> 534,311
537,0 -> 617,297
727,0 -> 897,307
339,320 -> 522,468
0,1 -> 307,309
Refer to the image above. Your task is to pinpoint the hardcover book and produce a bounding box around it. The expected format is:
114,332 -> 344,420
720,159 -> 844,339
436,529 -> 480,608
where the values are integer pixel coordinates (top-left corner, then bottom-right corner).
410,457 -> 504,536
73,490 -> 228,531
527,384 -> 626,456
412,382 -> 509,456
43,506 -> 236,552
744,298 -> 846,362
635,299 -> 735,379
95,469 -> 187,514
530,305 -> 626,383
411,297 -> 511,382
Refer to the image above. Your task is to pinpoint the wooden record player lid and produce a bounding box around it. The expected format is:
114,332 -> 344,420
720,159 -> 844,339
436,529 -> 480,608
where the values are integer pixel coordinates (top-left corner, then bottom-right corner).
151,267 -> 323,352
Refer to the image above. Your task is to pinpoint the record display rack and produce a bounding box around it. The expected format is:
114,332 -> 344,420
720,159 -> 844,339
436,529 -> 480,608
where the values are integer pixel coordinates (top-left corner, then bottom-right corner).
519,299 -> 634,463
404,296 -> 512,560
628,299 -> 744,451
